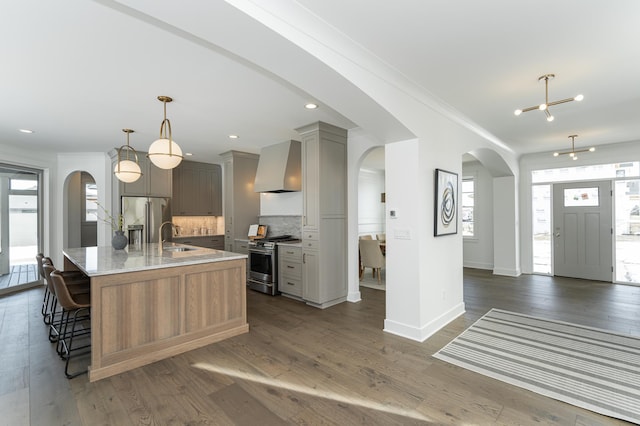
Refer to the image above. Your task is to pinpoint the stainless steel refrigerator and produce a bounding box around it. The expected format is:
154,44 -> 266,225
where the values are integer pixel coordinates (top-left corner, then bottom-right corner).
121,196 -> 172,246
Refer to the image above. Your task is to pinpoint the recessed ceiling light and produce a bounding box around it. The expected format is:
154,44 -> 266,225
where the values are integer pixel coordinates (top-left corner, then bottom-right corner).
229,134 -> 239,139
185,152 -> 193,156
19,129 -> 34,134
304,103 -> 318,110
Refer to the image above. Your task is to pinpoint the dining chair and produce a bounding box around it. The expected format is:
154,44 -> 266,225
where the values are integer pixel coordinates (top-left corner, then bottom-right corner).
376,233 -> 386,242
359,239 -> 385,283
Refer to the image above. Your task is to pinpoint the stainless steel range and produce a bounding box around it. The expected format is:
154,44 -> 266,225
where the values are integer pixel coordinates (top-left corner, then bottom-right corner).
247,235 -> 300,295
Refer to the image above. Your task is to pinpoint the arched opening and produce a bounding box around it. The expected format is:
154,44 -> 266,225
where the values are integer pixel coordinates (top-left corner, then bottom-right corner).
462,148 -> 518,276
64,171 -> 97,249
357,146 -> 386,293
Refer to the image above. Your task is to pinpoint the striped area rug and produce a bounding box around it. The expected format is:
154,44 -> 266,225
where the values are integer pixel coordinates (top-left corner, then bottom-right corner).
433,309 -> 640,424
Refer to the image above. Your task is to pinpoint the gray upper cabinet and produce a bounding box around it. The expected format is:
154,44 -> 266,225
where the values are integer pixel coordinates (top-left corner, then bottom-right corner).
116,152 -> 172,198
172,160 -> 222,216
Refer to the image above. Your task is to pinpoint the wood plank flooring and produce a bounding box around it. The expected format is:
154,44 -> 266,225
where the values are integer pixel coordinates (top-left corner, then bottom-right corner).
1,268 -> 639,425
0,264 -> 40,296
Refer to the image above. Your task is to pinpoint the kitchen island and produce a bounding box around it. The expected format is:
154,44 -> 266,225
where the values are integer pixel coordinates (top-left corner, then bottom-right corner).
63,243 -> 248,382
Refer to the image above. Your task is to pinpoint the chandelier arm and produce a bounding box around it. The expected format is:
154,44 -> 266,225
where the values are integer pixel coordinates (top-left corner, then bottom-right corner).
519,105 -> 541,113
547,97 -> 576,107
556,148 -> 593,156
544,109 -> 551,119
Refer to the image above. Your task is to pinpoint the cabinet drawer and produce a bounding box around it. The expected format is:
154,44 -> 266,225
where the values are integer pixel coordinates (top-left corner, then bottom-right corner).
279,246 -> 301,259
278,276 -> 302,297
280,260 -> 301,278
234,240 -> 249,254
303,231 -> 319,241
302,240 -> 319,250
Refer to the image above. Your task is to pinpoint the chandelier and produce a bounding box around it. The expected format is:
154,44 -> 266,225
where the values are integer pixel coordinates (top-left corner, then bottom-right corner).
514,74 -> 583,122
553,135 -> 595,160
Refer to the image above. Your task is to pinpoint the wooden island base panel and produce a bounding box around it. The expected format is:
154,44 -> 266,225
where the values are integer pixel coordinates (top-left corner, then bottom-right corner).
63,244 -> 248,382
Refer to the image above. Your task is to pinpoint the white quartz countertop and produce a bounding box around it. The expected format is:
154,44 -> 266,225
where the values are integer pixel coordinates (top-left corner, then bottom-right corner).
63,243 -> 247,277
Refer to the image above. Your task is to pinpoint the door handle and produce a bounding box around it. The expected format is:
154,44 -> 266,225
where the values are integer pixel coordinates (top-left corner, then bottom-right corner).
554,233 -> 560,237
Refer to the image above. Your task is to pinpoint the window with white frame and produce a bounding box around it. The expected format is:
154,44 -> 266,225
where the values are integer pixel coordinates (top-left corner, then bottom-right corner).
462,178 -> 474,237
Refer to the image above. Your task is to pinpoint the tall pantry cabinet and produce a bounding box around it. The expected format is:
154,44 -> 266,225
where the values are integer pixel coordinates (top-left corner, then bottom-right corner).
220,151 -> 260,252
296,122 -> 347,308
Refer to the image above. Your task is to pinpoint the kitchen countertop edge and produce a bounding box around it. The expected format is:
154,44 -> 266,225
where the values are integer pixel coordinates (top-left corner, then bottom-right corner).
64,243 -> 247,277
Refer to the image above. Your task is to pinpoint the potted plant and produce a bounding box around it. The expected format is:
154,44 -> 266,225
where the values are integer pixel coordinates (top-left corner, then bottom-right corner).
96,202 -> 128,250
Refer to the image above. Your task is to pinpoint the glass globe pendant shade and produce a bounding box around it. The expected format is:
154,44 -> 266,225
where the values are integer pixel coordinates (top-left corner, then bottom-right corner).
114,159 -> 142,183
114,129 -> 143,183
148,138 -> 183,169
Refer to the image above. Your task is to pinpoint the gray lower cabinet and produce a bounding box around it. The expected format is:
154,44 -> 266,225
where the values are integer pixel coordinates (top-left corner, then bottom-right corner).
172,235 -> 224,250
278,245 -> 302,297
234,239 -> 250,280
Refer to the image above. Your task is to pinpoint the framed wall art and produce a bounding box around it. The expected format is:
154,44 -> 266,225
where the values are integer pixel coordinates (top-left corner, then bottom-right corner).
434,168 -> 458,236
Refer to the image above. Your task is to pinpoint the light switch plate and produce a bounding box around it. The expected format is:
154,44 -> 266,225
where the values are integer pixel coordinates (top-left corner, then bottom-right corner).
394,229 -> 411,239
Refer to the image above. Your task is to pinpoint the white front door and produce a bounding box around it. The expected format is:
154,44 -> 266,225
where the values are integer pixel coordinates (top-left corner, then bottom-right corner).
553,180 -> 612,281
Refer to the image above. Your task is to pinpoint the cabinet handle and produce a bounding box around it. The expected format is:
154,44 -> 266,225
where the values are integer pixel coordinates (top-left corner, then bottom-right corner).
286,281 -> 295,286
287,265 -> 294,269
286,250 -> 294,254
303,253 -> 306,263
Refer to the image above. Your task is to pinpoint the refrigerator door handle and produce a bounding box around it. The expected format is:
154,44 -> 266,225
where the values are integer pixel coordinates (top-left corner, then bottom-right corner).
145,202 -> 151,243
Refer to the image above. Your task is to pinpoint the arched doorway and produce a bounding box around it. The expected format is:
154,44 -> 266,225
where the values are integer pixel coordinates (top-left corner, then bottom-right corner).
65,171 -> 97,248
357,146 -> 386,292
462,148 -> 518,276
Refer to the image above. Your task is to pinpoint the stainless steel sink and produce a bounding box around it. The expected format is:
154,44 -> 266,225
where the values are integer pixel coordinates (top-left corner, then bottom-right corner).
163,246 -> 198,252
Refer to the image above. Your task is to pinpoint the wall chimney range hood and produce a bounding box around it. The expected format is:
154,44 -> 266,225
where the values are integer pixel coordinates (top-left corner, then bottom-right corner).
254,140 -> 302,193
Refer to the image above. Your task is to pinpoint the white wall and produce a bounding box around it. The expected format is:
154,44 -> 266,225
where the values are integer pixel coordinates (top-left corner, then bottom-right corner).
260,192 -> 302,216
358,168 -> 385,237
462,161 -> 494,270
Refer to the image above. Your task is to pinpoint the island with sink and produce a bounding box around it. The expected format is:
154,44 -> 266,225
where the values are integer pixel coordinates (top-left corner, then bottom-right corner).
63,242 -> 248,382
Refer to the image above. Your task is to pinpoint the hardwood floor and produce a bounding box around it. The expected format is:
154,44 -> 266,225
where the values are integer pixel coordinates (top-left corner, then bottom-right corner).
1,269 -> 639,425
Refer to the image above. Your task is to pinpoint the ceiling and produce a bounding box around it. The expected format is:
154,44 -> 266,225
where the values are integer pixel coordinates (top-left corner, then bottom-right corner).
2,1 -> 639,165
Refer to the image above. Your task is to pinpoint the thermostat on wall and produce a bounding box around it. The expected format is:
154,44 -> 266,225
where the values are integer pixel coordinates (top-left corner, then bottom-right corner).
389,209 -> 397,219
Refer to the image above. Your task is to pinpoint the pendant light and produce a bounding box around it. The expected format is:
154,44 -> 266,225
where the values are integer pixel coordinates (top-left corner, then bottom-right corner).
553,135 -> 595,161
148,95 -> 183,169
114,129 -> 143,183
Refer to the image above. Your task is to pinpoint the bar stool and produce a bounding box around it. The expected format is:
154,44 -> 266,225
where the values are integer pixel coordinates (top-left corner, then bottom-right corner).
50,270 -> 91,379
36,253 -> 51,322
42,263 -> 90,342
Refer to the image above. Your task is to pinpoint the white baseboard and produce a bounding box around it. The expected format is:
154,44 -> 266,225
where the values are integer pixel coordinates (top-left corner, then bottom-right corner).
493,267 -> 521,277
347,290 -> 362,303
463,261 -> 493,270
384,302 -> 465,342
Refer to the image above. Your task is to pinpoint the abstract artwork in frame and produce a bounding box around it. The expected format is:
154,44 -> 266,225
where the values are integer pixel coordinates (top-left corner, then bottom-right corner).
434,168 -> 458,236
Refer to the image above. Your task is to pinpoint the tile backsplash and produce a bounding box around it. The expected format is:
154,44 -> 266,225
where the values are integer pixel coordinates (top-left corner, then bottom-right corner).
172,216 -> 224,236
258,215 -> 302,239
